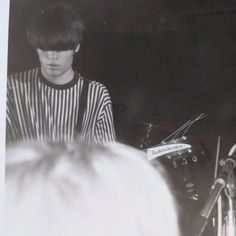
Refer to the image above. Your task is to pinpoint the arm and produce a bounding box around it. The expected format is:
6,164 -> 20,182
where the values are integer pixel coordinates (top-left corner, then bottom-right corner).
6,77 -> 18,143
94,88 -> 116,144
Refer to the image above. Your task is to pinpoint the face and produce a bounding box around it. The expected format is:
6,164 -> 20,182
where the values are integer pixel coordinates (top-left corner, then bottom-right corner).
37,48 -> 77,83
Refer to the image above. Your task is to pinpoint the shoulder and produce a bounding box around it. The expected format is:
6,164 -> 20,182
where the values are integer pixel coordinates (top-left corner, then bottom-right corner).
8,68 -> 40,82
80,76 -> 110,94
78,76 -> 112,105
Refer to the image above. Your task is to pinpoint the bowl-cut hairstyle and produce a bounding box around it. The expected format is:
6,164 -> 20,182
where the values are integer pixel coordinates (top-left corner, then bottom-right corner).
26,3 -> 84,51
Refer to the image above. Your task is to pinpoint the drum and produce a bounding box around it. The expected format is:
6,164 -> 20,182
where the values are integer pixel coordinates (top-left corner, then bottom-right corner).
147,135 -> 208,201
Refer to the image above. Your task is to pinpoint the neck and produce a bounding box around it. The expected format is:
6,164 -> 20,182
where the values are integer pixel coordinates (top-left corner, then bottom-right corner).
41,67 -> 75,85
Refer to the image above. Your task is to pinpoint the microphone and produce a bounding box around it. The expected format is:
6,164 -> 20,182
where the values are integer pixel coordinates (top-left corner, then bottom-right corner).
192,155 -> 236,236
192,178 -> 225,236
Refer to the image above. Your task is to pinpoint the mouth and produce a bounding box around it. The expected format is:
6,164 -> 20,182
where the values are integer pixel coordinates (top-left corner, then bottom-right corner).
47,64 -> 59,67
46,64 -> 60,70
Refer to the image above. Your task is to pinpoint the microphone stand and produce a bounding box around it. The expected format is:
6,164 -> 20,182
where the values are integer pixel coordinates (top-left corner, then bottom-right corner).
192,158 -> 236,236
222,165 -> 236,236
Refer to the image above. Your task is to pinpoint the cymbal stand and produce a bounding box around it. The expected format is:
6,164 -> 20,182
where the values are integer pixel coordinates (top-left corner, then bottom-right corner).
215,137 -> 223,236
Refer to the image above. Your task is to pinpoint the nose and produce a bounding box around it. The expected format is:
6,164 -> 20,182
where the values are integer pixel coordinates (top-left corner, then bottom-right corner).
47,51 -> 59,59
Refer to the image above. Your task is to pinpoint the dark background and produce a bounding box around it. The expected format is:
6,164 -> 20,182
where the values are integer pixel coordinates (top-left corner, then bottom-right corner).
7,1 -> 236,234
8,0 -> 236,150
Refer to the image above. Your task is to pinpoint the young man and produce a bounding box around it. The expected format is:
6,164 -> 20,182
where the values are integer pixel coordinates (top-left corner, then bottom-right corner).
6,3 -> 116,145
5,140 -> 180,236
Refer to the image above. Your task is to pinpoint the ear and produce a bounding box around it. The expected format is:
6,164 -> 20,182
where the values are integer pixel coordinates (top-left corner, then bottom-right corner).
75,44 -> 80,53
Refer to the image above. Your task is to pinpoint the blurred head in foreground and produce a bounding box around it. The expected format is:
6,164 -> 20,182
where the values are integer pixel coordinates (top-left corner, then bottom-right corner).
5,141 -> 179,236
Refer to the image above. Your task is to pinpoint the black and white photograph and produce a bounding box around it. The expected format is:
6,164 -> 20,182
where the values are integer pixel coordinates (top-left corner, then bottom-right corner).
2,0 -> 236,235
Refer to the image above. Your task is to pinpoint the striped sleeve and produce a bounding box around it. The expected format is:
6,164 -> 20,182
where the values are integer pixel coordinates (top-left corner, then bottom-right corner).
94,86 -> 116,144
6,75 -> 20,143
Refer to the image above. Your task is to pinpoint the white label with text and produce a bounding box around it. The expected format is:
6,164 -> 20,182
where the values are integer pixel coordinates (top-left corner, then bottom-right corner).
147,143 -> 191,160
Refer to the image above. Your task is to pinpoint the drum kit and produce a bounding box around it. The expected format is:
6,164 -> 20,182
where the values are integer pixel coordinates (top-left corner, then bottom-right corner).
136,114 -> 236,236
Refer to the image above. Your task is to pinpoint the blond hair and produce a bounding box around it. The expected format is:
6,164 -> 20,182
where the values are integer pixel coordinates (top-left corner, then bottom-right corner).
5,141 -> 179,236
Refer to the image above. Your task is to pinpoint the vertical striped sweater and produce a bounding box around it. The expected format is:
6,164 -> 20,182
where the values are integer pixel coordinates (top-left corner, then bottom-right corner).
6,68 -> 116,144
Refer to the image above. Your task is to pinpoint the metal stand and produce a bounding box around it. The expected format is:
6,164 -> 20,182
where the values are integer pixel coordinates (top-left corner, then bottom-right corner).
221,163 -> 236,236
192,152 -> 236,236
